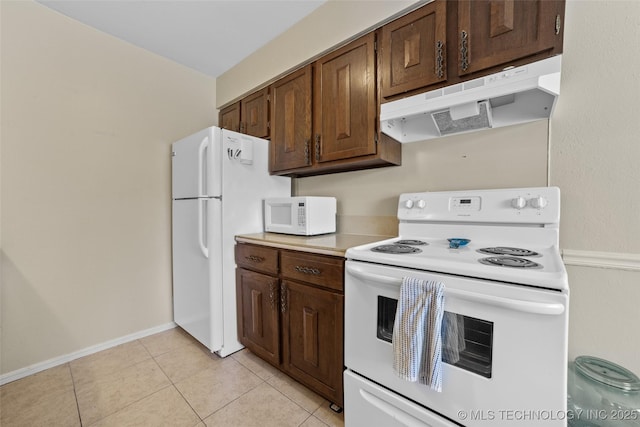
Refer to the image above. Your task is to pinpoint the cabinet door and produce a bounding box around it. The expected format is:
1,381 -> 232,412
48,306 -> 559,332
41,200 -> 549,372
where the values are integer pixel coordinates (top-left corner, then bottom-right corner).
219,102 -> 240,133
314,33 -> 376,163
281,280 -> 344,405
241,87 -> 270,138
236,268 -> 280,366
270,65 -> 313,173
456,0 -> 564,76
380,0 -> 447,98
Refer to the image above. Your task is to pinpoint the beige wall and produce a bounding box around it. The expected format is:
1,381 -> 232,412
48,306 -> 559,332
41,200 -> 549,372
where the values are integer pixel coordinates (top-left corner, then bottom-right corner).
219,0 -> 640,374
1,1 -> 217,374
216,0 -> 418,107
550,0 -> 640,372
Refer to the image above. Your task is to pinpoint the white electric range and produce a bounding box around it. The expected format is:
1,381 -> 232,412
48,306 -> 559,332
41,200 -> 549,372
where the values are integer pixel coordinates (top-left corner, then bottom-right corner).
344,187 -> 569,426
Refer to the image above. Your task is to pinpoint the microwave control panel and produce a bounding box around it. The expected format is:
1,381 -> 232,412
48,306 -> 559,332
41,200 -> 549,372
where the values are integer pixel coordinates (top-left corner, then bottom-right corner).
298,202 -> 306,227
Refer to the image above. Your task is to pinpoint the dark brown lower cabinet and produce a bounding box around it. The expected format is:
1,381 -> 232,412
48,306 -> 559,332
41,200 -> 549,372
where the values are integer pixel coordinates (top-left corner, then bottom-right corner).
235,242 -> 345,407
281,280 -> 344,406
236,268 -> 280,367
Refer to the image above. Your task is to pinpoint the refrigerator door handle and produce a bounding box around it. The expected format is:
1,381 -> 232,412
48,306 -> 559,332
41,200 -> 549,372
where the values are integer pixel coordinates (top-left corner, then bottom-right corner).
198,136 -> 208,196
198,199 -> 208,258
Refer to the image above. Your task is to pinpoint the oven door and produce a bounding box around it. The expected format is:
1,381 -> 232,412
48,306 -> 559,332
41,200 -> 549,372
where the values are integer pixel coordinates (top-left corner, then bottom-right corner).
345,260 -> 568,426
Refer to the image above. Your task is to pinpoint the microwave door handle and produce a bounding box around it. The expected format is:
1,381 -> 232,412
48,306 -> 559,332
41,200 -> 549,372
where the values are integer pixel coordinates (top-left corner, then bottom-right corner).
346,265 -> 565,316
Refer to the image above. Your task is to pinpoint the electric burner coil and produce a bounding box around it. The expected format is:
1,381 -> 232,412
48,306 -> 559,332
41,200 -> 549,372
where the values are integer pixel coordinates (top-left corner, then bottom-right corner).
371,244 -> 423,254
478,256 -> 542,269
478,247 -> 540,257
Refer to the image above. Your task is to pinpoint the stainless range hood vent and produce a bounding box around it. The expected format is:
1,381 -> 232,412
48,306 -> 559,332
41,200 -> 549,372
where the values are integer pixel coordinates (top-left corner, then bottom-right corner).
380,55 -> 561,143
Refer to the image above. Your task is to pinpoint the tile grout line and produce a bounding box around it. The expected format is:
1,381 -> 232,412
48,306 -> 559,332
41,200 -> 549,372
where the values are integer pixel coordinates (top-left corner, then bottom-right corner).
231,350 -> 332,424
148,347 -> 205,425
67,362 -> 85,427
73,342 -> 173,427
194,356 -> 269,422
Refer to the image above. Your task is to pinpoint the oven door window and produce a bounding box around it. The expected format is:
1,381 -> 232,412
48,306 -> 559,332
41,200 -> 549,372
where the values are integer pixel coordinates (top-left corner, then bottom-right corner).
377,296 -> 493,378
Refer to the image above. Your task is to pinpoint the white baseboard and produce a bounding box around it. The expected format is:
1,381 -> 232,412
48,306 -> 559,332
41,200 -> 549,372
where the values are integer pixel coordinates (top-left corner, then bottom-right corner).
0,321 -> 177,386
562,249 -> 640,271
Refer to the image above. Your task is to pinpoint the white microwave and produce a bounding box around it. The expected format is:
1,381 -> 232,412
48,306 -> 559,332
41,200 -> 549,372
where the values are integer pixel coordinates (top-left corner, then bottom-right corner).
264,196 -> 336,236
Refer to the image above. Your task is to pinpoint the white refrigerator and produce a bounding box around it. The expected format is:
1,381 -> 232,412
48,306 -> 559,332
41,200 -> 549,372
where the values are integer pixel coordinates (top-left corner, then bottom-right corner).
171,126 -> 290,356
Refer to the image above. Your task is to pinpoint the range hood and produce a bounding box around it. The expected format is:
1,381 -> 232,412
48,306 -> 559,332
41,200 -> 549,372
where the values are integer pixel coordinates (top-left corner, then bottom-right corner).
380,55 -> 562,143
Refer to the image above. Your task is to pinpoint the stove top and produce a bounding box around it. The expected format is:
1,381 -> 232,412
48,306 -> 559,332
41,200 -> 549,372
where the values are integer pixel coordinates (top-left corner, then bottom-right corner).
346,236 -> 567,290
347,187 -> 568,291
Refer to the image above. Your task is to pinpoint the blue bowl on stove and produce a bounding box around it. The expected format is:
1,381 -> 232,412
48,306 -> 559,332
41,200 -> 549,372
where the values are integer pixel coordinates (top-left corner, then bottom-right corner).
448,238 -> 470,249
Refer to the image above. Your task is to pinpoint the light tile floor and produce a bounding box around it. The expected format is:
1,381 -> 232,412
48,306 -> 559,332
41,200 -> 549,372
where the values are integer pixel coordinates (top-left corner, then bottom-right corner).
0,328 -> 345,427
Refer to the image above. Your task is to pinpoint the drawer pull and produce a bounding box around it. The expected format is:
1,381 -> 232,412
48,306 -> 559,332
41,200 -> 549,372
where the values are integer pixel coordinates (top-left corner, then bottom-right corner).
245,255 -> 265,263
295,265 -> 321,275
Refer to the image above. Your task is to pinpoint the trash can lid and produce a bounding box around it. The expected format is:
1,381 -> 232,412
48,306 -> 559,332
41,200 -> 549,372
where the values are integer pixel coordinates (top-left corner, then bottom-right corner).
575,356 -> 640,392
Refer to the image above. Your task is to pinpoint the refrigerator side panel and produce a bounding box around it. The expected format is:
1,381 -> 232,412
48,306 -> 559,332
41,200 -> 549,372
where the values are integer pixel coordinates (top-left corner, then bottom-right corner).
217,130 -> 291,357
172,127 -> 216,199
172,199 -> 212,349
207,127 -> 223,198
206,197 -> 224,352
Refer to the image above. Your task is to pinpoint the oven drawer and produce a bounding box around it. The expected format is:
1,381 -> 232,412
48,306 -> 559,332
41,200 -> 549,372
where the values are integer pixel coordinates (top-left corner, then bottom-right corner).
344,370 -> 458,427
235,243 -> 279,275
280,250 -> 344,292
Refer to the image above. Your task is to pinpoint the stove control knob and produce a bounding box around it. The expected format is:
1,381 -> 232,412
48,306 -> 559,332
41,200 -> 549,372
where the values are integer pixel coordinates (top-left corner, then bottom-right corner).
511,197 -> 527,210
530,196 -> 548,209
404,199 -> 414,209
416,200 -> 426,209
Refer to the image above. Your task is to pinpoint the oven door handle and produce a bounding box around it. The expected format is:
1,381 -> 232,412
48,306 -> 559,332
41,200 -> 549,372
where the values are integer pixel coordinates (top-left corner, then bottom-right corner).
346,265 -> 565,316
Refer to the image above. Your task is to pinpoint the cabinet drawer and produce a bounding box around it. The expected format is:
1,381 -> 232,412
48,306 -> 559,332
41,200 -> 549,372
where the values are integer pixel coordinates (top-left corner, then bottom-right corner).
235,243 -> 279,275
280,251 -> 344,292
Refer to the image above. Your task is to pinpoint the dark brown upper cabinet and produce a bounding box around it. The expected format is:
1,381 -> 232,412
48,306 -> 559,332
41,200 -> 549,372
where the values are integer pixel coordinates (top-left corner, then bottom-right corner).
379,0 -> 565,102
218,87 -> 270,138
219,102 -> 240,133
240,87 -> 270,138
269,33 -> 400,177
269,65 -> 313,173
314,33 -> 377,164
380,0 -> 448,98
455,0 -> 565,77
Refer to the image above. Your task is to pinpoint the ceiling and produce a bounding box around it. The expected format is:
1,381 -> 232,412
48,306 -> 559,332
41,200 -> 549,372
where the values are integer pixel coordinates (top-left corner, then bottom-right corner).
37,0 -> 327,78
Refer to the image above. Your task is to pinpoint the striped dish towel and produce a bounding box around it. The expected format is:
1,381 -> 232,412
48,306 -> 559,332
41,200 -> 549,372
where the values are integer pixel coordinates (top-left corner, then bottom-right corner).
392,277 -> 445,392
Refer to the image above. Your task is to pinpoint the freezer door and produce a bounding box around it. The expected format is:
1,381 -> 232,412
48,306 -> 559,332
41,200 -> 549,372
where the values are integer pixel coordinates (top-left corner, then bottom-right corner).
172,198 -> 222,351
172,127 -> 222,199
